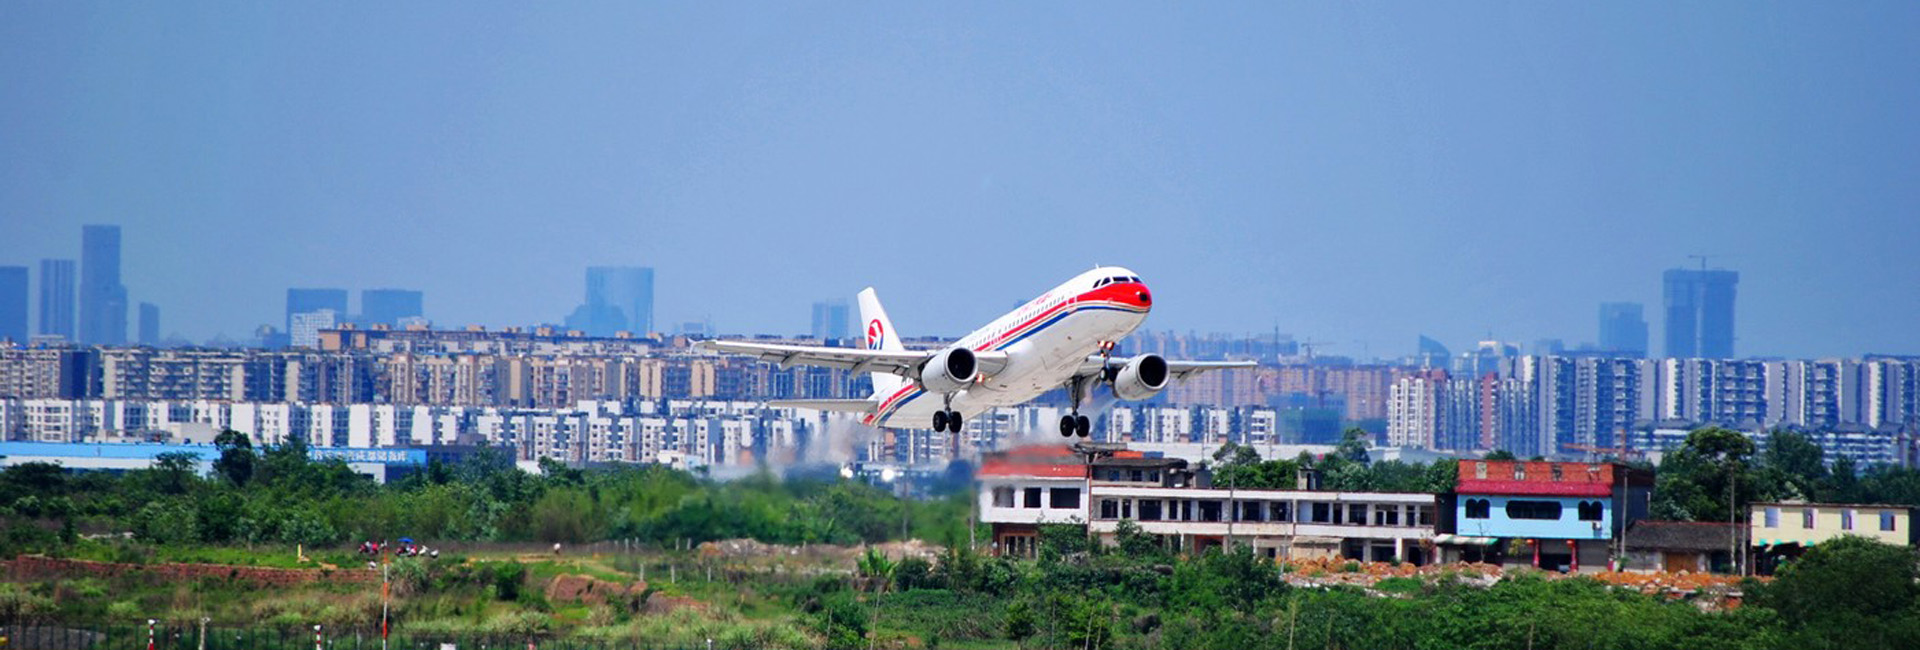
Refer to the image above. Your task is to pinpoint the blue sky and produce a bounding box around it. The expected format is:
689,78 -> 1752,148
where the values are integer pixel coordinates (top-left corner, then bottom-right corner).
3,2 -> 1917,358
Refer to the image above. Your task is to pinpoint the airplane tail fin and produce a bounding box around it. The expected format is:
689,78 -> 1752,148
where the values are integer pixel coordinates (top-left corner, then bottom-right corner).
856,287 -> 907,397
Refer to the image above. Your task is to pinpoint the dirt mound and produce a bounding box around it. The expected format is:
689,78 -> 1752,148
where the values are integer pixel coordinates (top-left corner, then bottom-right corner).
544,574 -> 647,605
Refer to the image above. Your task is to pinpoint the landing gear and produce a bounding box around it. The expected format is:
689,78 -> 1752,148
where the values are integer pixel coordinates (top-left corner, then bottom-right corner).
1057,414 -> 1092,437
932,410 -> 963,432
933,396 -> 962,433
1057,375 -> 1094,438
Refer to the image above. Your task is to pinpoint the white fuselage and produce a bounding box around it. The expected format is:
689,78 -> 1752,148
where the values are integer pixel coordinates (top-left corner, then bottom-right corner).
863,266 -> 1153,429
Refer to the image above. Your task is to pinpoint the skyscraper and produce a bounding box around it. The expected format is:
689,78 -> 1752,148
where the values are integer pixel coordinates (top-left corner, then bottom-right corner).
360,289 -> 424,327
79,225 -> 128,345
564,267 -> 653,337
38,259 -> 75,340
138,302 -> 160,345
0,266 -> 26,343
811,300 -> 850,340
1598,302 -> 1649,357
1663,269 -> 1738,359
286,288 -> 349,333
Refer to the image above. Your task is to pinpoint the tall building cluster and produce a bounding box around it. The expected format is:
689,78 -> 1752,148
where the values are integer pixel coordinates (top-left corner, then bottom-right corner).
1,226 -> 156,346
564,266 -> 654,338
1386,353 -> 1920,464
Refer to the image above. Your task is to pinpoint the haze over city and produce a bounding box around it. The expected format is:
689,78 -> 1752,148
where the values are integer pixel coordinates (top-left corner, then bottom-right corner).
4,3 -> 1918,358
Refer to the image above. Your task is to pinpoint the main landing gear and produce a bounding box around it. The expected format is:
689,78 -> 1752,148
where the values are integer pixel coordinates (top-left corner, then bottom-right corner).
1058,374 -> 1093,438
1057,340 -> 1116,438
932,396 -> 963,433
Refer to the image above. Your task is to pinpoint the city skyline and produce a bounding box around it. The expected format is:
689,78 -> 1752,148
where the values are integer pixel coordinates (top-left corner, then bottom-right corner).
4,4 -> 1919,358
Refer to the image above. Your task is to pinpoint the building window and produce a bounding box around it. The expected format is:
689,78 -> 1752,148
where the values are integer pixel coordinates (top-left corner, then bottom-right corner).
1099,499 -> 1118,519
1842,509 -> 1854,530
1882,511 -> 1897,532
1505,500 -> 1563,521
1024,487 -> 1043,509
1416,505 -> 1434,526
1764,508 -> 1779,528
1049,488 -> 1081,510
1130,469 -> 1144,482
993,487 -> 1014,508
1803,509 -> 1816,528
1198,500 -> 1222,522
1139,500 -> 1163,521
1577,501 -> 1604,521
1373,506 -> 1400,527
1269,502 -> 1292,522
1240,501 -> 1264,522
1311,502 -> 1332,523
1464,499 -> 1491,519
1122,499 -> 1133,519
1474,462 -> 1487,479
1514,465 -> 1526,480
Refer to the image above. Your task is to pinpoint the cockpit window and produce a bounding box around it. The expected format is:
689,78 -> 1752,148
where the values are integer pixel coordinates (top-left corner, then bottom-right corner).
1094,278 -> 1110,288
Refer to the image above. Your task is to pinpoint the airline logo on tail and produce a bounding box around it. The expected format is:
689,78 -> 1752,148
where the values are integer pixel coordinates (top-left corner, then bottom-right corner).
866,320 -> 885,350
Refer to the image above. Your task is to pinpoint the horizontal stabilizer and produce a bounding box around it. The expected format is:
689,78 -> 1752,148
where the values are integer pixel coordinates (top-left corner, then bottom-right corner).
768,399 -> 876,414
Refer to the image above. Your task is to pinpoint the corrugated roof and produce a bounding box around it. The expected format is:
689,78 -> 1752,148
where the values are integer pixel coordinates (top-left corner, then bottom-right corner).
1624,521 -> 1737,552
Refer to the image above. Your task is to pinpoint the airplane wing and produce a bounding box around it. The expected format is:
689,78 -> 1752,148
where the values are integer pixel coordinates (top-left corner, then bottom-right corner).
697,340 -> 1010,377
1074,355 -> 1258,381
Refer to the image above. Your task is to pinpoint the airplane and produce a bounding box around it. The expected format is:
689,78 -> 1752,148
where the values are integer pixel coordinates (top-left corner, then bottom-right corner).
697,266 -> 1255,437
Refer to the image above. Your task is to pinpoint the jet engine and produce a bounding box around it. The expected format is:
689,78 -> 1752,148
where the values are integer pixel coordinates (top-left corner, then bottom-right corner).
919,347 -> 978,393
1111,354 -> 1170,401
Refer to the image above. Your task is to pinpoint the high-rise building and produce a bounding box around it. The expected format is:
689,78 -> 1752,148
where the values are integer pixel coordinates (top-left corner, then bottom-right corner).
286,288 -> 349,333
0,266 -> 27,344
811,300 -> 850,340
37,259 -> 75,340
564,267 -> 653,337
79,225 -> 129,345
138,302 -> 160,345
1663,269 -> 1738,358
1598,302 -> 1648,357
360,289 -> 424,327
290,309 -> 339,348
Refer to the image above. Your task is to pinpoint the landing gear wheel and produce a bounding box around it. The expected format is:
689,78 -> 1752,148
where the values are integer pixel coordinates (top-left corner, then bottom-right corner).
946,410 -> 964,433
1076,415 -> 1092,438
932,410 -> 949,432
1060,415 -> 1077,437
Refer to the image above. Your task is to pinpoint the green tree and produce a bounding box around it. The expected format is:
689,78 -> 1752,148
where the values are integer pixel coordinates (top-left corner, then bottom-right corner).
1336,427 -> 1371,464
212,429 -> 256,486
1754,536 -> 1920,648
